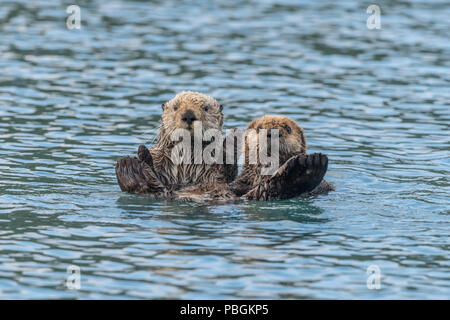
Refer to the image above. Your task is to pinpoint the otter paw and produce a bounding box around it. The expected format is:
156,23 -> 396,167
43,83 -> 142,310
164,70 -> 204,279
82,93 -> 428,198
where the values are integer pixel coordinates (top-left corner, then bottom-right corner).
244,153 -> 328,200
115,156 -> 168,195
137,145 -> 153,168
276,153 -> 328,199
116,157 -> 141,192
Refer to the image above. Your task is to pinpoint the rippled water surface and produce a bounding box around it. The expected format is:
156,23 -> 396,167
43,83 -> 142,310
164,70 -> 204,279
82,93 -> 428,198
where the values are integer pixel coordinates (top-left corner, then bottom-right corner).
0,0 -> 449,299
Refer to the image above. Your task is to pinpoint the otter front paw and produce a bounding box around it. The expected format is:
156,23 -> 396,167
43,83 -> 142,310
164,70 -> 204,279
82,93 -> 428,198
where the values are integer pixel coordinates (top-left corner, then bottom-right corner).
137,145 -> 153,169
244,153 -> 328,200
115,156 -> 171,198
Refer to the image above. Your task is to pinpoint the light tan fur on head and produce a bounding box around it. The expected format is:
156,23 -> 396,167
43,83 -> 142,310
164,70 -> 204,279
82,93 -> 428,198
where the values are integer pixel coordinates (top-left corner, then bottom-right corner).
245,115 -> 306,163
161,91 -> 223,135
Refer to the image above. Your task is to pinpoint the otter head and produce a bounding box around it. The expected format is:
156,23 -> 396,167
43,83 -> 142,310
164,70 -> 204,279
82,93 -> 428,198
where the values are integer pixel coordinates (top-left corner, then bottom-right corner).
161,91 -> 223,135
246,115 -> 306,163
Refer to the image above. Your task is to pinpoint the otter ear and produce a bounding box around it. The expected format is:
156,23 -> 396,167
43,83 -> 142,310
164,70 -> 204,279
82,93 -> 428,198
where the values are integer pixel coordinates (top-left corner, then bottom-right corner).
219,104 -> 223,112
161,103 -> 165,110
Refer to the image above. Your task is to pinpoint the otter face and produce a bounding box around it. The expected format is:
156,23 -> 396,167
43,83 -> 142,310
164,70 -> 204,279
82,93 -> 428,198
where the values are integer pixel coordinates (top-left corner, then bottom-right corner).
246,115 -> 306,158
161,91 -> 223,134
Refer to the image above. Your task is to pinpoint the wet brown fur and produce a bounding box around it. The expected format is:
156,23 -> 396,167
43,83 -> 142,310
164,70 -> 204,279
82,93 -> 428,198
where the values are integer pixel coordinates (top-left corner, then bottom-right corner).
230,115 -> 307,197
149,91 -> 230,187
179,116 -> 333,202
235,115 -> 333,200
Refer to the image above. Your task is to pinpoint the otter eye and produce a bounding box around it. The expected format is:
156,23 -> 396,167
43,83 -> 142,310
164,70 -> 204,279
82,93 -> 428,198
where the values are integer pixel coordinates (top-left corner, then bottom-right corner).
285,126 -> 291,134
203,105 -> 209,112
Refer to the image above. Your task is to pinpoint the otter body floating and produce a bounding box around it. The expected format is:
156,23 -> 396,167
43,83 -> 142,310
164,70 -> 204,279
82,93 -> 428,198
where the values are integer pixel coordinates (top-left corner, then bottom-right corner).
115,93 -> 333,201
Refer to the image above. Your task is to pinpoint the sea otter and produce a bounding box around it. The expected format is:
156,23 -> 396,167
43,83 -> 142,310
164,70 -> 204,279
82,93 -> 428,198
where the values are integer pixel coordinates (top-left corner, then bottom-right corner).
115,91 -> 237,198
176,115 -> 333,201
231,115 -> 334,200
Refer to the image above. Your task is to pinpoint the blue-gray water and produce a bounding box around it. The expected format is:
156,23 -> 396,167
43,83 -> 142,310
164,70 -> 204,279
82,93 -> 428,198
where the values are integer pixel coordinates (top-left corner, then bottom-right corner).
0,0 -> 449,299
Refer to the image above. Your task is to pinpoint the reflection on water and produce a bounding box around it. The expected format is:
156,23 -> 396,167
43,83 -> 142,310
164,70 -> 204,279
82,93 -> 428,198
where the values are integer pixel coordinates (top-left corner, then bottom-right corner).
0,0 -> 449,299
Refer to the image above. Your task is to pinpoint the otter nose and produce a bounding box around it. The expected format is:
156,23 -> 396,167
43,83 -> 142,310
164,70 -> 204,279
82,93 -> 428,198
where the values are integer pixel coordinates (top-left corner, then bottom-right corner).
181,110 -> 197,125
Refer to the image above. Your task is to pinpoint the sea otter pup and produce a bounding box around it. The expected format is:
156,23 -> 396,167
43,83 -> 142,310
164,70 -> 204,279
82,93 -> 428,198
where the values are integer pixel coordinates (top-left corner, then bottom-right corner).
177,115 -> 333,201
231,115 -> 333,200
115,91 -> 237,198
